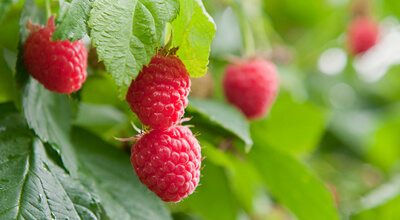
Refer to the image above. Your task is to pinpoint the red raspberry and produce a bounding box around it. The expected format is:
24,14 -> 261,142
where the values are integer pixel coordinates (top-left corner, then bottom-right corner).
347,16 -> 379,55
23,15 -> 87,94
223,59 -> 279,120
126,54 -> 190,129
130,126 -> 201,202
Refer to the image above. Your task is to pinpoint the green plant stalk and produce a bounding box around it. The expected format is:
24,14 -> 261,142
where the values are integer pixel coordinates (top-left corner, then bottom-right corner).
45,0 -> 51,19
228,0 -> 255,57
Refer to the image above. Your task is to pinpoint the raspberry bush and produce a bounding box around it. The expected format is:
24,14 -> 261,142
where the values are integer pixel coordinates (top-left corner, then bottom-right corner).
1,0 -> 399,219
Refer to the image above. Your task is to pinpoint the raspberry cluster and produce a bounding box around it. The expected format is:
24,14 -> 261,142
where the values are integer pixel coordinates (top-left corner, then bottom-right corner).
126,52 -> 201,202
23,15 -> 87,94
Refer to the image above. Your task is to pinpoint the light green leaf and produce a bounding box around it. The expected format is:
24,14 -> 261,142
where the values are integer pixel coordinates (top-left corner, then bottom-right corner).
183,161 -> 237,220
251,93 -> 327,154
351,176 -> 400,220
71,127 -> 172,220
53,0 -> 92,41
0,112 -> 100,220
188,97 -> 253,151
22,78 -> 78,176
89,0 -> 179,98
248,145 -> 340,220
166,0 -> 216,78
199,138 -> 260,214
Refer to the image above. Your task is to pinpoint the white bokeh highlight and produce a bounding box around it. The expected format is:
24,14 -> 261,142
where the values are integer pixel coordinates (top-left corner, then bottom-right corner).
318,47 -> 348,75
353,16 -> 400,83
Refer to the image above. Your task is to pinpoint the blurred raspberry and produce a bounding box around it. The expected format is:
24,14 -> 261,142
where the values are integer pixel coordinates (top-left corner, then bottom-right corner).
347,16 -> 379,55
223,59 -> 279,120
23,15 -> 87,94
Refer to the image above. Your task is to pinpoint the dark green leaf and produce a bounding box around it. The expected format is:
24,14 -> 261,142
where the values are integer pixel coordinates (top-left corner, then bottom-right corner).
71,127 -> 172,220
22,78 -> 78,176
0,113 -> 100,220
15,0 -> 46,87
89,0 -> 180,98
188,97 -> 253,151
53,0 -> 92,41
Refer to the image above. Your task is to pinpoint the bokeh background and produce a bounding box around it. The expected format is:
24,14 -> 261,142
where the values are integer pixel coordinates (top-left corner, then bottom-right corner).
1,0 -> 400,219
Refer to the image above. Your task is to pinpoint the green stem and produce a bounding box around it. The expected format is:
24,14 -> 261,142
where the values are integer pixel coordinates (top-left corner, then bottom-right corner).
45,0 -> 52,19
229,0 -> 255,57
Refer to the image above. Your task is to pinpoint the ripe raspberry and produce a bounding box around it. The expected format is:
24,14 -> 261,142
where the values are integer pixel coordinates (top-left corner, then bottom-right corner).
126,54 -> 190,129
223,59 -> 279,120
23,15 -> 87,94
131,126 -> 201,202
347,16 -> 379,55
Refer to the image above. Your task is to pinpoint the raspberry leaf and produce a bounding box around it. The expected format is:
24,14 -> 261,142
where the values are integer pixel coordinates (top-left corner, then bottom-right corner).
0,111 -> 100,220
71,127 -> 172,220
166,0 -> 216,78
188,97 -> 253,151
252,93 -> 327,154
248,145 -> 340,220
184,161 -> 237,220
0,0 -> 22,22
52,0 -> 92,42
89,0 -> 179,99
22,78 -> 78,177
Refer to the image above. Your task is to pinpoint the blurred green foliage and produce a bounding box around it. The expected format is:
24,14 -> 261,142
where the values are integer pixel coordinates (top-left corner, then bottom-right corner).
1,0 -> 400,219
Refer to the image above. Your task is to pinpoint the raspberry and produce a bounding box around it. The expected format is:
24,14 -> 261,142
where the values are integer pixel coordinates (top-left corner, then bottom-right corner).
23,15 -> 87,94
347,16 -> 379,55
130,126 -> 201,202
223,59 -> 279,120
126,54 -> 190,129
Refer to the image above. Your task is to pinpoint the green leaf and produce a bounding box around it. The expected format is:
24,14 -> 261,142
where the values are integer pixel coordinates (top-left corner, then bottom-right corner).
0,113 -> 100,220
15,0 -> 46,88
183,161 -> 237,220
89,0 -> 179,98
0,0 -> 22,22
53,0 -> 92,41
22,78 -> 78,176
74,102 -> 128,126
248,145 -> 340,220
351,176 -> 400,220
19,0 -> 46,44
166,0 -> 216,78
71,127 -> 172,220
199,138 -> 260,214
251,93 -> 327,155
188,97 -> 253,151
